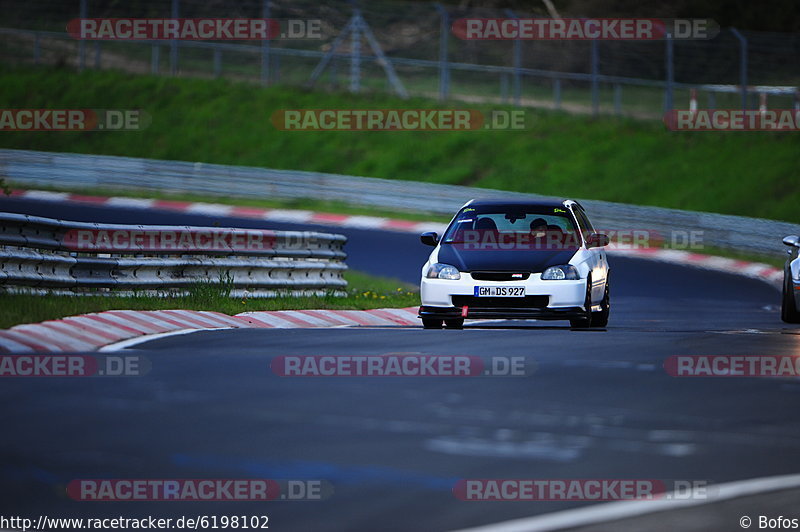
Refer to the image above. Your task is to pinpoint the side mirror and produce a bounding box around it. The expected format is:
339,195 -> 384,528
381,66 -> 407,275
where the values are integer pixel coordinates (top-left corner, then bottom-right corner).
587,233 -> 610,248
420,232 -> 439,247
783,235 -> 800,248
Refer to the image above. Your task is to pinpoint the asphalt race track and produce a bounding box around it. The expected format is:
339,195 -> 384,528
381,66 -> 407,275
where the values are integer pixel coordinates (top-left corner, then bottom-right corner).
1,197 -> 799,531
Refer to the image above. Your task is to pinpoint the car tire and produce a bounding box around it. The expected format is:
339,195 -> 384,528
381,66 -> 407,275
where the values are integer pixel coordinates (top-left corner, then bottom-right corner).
781,272 -> 800,324
422,318 -> 444,329
591,276 -> 610,328
444,318 -> 464,329
570,278 -> 593,329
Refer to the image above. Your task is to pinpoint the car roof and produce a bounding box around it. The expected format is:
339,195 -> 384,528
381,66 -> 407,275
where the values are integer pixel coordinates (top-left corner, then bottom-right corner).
464,198 -> 576,209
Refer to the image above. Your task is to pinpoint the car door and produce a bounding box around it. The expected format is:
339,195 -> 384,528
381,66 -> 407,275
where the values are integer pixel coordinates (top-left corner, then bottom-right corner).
573,206 -> 607,303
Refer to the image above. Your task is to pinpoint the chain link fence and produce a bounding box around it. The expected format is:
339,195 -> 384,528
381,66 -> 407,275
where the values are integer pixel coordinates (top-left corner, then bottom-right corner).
1,0 -> 799,118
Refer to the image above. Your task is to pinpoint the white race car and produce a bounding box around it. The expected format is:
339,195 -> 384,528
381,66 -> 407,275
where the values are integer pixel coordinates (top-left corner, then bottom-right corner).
418,199 -> 610,329
782,235 -> 800,324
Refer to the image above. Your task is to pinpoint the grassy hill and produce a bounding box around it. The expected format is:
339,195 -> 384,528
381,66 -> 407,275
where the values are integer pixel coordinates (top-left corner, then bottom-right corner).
1,66 -> 798,223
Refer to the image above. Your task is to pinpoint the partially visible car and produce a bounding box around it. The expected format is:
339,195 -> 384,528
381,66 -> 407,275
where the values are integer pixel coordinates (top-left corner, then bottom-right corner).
782,235 -> 800,324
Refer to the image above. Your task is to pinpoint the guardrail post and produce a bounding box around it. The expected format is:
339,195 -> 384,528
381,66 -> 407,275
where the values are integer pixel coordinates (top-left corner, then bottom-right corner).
730,28 -> 748,111
261,0 -> 271,86
664,32 -> 674,112
435,3 -> 450,102
170,0 -> 179,76
151,44 -> 160,75
505,9 -> 522,106
590,38 -> 599,117
78,0 -> 87,71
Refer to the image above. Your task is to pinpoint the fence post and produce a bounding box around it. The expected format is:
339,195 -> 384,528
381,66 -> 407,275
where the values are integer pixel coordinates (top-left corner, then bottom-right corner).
505,9 -> 522,106
93,41 -> 101,69
33,32 -> 41,65
553,78 -> 561,110
435,3 -> 450,102
170,0 -> 179,75
213,46 -> 222,78
590,38 -> 599,117
330,56 -> 339,86
730,28 -> 748,111
261,0 -> 270,85
151,44 -> 160,74
78,0 -> 87,71
613,84 -> 621,115
350,7 -> 361,93
664,32 -> 674,112
794,91 -> 800,124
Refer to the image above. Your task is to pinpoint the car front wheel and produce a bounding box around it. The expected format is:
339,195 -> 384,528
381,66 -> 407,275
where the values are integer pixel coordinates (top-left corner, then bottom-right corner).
591,276 -> 610,328
570,279 -> 593,329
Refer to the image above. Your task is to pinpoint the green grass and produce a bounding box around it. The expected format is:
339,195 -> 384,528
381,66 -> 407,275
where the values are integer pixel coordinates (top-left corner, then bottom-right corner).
1,65 -> 798,224
0,270 -> 419,330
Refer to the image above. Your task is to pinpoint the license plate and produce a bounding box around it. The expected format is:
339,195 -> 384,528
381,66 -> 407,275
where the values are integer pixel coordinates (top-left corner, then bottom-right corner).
474,286 -> 525,297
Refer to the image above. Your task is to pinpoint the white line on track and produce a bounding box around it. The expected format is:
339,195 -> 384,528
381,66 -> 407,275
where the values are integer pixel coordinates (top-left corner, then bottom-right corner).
99,328 -> 231,352
450,473 -> 800,532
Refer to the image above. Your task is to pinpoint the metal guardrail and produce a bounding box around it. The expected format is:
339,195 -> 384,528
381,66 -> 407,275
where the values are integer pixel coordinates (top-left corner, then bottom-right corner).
1,148 -> 798,259
0,210 -> 348,297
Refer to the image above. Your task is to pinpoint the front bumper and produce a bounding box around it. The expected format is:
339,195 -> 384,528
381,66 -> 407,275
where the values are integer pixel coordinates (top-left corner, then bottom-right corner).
419,305 -> 586,320
419,273 -> 587,320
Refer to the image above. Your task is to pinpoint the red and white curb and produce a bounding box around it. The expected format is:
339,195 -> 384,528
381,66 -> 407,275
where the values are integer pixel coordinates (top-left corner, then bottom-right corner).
611,247 -> 784,289
0,307 -> 420,354
10,189 -> 445,234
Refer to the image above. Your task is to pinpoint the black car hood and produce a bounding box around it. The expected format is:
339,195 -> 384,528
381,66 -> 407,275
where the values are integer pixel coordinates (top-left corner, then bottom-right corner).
437,244 -> 578,273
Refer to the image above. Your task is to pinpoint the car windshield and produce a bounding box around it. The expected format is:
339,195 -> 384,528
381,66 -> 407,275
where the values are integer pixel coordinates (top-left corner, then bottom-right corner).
442,205 -> 581,247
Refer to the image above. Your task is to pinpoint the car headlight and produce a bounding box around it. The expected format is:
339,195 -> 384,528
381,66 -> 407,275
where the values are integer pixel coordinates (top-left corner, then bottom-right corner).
541,265 -> 580,280
426,263 -> 461,280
